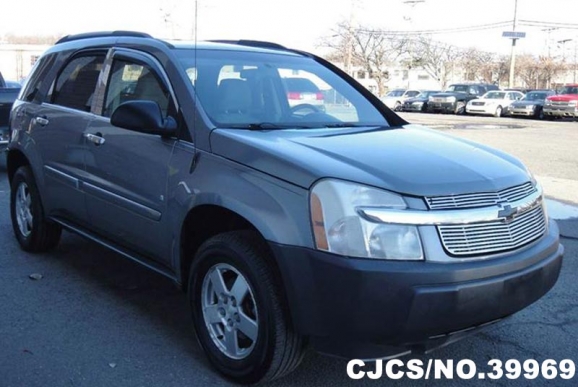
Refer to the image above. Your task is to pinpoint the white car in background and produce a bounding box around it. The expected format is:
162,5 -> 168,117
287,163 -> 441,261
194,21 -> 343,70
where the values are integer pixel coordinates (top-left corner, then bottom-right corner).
466,90 -> 524,117
381,89 -> 421,111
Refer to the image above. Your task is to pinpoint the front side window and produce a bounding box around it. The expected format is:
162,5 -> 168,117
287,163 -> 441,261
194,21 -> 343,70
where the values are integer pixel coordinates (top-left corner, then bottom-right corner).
177,49 -> 388,129
103,60 -> 171,118
51,55 -> 104,111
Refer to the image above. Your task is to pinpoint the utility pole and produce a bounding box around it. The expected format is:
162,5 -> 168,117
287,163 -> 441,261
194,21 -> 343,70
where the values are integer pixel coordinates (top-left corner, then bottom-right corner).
508,0 -> 519,88
558,39 -> 572,62
403,0 -> 425,89
575,39 -> 577,83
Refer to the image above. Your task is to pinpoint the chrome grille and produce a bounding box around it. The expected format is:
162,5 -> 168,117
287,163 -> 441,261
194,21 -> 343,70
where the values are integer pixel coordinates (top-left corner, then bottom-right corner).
551,101 -> 569,107
438,205 -> 546,256
426,182 -> 536,210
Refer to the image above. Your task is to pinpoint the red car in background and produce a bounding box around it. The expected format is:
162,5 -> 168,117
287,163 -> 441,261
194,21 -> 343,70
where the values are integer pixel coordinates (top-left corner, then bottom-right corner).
543,84 -> 578,119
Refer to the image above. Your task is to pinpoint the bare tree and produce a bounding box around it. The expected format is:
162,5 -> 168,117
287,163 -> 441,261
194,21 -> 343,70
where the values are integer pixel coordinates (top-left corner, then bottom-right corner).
319,22 -> 407,97
412,38 -> 461,89
538,56 -> 567,88
2,34 -> 61,45
516,54 -> 542,88
459,48 -> 497,82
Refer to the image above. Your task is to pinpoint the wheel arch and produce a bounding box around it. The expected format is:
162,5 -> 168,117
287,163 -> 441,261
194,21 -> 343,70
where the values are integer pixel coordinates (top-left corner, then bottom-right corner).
179,204 -> 280,293
6,149 -> 30,184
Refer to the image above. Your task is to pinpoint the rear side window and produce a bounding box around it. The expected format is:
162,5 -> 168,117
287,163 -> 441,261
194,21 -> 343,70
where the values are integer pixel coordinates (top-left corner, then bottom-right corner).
21,54 -> 57,103
51,55 -> 105,111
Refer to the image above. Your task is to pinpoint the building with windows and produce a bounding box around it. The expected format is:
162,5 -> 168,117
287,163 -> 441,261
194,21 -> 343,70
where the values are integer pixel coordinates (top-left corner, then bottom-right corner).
0,44 -> 50,82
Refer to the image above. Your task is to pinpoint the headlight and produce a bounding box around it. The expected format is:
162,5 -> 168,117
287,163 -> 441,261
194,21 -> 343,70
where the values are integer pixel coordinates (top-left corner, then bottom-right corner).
569,100 -> 577,107
310,179 -> 423,260
428,96 -> 434,102
446,96 -> 456,103
545,100 -> 552,106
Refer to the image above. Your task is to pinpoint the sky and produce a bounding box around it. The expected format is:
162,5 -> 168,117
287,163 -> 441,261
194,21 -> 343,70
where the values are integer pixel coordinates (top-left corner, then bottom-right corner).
1,0 -> 577,57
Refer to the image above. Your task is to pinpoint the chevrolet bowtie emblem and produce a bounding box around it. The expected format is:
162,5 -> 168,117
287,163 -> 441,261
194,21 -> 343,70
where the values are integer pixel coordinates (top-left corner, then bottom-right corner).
498,204 -> 518,223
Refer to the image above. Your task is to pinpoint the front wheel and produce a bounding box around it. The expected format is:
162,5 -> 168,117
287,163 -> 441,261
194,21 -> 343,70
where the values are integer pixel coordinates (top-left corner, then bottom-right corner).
494,106 -> 503,117
455,102 -> 466,114
10,166 -> 62,252
189,231 -> 305,384
536,108 -> 545,120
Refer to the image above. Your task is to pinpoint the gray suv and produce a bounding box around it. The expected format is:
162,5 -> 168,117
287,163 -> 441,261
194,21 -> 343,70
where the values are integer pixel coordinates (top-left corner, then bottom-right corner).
7,32 -> 563,383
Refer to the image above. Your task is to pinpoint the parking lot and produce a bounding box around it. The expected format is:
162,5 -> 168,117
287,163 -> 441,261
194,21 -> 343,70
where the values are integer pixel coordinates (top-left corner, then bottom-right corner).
1,113 -> 577,386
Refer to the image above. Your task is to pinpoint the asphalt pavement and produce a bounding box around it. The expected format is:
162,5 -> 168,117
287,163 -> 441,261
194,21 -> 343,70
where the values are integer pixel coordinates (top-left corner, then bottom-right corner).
1,115 -> 577,386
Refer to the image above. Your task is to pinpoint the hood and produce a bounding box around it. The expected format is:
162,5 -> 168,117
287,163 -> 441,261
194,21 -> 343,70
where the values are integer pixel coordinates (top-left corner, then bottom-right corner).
548,94 -> 578,102
511,100 -> 543,106
430,91 -> 468,98
210,125 -> 530,197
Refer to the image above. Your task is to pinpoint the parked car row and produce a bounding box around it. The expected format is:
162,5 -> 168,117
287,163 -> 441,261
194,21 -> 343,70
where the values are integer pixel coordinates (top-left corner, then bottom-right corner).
395,83 -> 578,120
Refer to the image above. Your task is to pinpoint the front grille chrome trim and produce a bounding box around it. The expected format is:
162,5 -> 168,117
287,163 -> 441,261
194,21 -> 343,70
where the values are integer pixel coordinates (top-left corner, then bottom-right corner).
357,185 -> 543,226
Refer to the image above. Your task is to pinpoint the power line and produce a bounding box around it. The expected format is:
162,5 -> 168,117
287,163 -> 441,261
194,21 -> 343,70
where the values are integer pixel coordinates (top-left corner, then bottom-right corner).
355,21 -> 512,36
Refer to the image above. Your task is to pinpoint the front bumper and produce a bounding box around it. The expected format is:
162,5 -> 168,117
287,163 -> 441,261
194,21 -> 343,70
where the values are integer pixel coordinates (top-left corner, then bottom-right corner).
466,105 -> 495,115
271,221 -> 563,359
427,101 -> 456,113
510,107 -> 536,116
402,102 -> 425,112
543,107 -> 578,117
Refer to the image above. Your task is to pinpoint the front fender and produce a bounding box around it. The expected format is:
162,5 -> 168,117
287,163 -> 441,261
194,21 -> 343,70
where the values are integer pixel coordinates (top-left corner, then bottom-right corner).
167,148 -> 314,267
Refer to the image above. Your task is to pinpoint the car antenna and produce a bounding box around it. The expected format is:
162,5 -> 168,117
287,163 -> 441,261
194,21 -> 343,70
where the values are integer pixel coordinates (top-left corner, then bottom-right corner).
190,0 -> 199,173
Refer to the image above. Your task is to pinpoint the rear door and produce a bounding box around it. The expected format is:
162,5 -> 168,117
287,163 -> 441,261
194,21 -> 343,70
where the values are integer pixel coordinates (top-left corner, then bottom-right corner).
83,49 -> 178,262
25,51 -> 106,225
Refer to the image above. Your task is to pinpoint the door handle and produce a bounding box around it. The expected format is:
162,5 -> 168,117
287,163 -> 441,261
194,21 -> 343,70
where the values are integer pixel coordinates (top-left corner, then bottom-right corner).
85,133 -> 105,146
34,116 -> 49,126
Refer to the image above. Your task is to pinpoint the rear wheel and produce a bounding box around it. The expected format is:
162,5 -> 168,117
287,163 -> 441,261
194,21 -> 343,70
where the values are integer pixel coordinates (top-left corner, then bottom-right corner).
189,231 -> 305,384
10,166 -> 61,252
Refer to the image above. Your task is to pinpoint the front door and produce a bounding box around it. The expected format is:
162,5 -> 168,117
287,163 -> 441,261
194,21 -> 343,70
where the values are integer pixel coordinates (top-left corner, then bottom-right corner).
83,50 -> 177,262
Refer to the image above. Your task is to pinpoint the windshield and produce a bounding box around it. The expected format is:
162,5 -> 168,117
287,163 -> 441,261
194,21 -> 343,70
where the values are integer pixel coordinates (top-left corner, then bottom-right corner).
386,90 -> 405,97
420,91 -> 440,98
483,91 -> 506,99
560,86 -> 578,94
523,92 -> 548,101
176,49 -> 388,129
447,85 -> 470,93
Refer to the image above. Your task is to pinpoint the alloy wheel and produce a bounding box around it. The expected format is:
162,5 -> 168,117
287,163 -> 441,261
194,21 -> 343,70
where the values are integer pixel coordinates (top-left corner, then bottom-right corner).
201,263 -> 259,360
15,182 -> 33,237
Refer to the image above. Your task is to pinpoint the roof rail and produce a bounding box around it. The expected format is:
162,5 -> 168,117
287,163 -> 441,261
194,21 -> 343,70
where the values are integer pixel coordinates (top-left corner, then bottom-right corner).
56,31 -> 152,45
209,40 -> 287,50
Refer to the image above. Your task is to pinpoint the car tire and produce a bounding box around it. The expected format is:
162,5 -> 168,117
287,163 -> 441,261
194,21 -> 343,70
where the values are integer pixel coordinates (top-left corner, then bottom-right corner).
10,166 -> 62,252
494,106 -> 503,117
455,102 -> 465,114
189,231 -> 306,384
537,108 -> 544,120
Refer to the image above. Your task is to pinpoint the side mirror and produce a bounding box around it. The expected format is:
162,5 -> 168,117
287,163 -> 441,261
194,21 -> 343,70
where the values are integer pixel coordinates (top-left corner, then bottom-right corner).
110,100 -> 177,137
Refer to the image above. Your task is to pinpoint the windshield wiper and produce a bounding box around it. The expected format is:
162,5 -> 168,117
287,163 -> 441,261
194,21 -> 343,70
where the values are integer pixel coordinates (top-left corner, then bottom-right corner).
222,123 -> 313,130
321,123 -> 381,128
